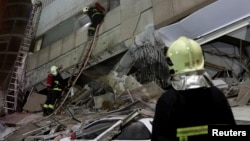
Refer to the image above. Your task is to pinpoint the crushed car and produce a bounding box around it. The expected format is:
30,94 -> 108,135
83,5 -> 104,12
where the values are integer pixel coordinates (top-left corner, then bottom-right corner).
75,116 -> 153,141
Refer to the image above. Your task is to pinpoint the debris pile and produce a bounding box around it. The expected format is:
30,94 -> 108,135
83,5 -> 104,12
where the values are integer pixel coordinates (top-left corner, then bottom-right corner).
0,79 -> 163,141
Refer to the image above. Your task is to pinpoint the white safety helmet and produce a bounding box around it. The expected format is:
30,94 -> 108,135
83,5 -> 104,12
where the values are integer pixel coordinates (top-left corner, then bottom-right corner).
50,65 -> 58,76
166,36 -> 204,76
83,6 -> 89,14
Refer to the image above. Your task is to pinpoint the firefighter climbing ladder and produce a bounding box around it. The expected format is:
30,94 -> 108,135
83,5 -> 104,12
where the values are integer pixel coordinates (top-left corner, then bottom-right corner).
4,2 -> 42,114
54,22 -> 104,115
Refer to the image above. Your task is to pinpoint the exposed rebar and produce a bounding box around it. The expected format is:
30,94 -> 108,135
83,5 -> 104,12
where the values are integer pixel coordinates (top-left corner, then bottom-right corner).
133,42 -> 169,88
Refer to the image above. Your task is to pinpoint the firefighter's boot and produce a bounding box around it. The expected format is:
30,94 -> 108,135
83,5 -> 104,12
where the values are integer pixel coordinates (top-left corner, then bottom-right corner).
43,107 -> 49,116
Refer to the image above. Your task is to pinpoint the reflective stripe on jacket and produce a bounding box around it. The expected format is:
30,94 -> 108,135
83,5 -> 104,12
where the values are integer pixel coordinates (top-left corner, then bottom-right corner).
177,125 -> 208,141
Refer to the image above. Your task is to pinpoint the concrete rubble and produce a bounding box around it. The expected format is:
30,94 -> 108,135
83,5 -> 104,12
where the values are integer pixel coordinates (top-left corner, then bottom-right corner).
1,38 -> 250,140
0,75 -> 250,140
1,49 -> 250,140
0,78 -> 163,141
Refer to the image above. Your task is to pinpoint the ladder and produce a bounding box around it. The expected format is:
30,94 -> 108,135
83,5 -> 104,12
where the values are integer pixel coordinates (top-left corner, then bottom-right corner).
54,22 -> 104,115
4,2 -> 42,114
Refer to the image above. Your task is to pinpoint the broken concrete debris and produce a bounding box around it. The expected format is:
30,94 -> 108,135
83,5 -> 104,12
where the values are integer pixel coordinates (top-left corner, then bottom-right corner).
1,73 -> 250,141
0,78 -> 163,141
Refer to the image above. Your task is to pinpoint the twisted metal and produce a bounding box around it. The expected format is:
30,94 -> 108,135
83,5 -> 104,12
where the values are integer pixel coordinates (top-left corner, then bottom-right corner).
133,42 -> 170,88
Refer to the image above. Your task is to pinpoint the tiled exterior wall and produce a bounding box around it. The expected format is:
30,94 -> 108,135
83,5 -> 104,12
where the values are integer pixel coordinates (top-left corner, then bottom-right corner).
26,0 -> 213,90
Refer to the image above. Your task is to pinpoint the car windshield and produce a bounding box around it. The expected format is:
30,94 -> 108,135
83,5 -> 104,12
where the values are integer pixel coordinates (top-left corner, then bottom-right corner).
78,119 -> 119,139
113,120 -> 151,140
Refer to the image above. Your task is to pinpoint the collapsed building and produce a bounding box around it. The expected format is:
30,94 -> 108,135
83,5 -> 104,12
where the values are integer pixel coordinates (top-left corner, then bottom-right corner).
1,0 -> 250,140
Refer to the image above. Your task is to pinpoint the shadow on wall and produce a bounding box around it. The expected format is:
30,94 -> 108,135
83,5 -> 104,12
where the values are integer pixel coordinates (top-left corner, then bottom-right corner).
0,90 -> 4,116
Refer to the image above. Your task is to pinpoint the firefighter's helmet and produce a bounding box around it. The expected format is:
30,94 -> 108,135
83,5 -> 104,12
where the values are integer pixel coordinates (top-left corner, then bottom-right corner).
83,7 -> 89,14
50,65 -> 58,76
166,36 -> 204,76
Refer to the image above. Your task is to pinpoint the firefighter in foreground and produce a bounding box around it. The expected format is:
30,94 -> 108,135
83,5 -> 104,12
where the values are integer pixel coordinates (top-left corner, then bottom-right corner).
43,65 -> 66,116
82,3 -> 105,37
151,36 -> 235,141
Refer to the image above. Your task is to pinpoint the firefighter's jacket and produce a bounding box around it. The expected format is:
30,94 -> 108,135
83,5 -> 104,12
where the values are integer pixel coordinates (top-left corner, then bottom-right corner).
86,7 -> 104,21
151,86 -> 235,141
49,73 -> 66,92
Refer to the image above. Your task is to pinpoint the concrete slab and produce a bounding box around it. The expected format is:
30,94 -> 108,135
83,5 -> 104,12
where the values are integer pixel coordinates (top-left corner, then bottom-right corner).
3,122 -> 40,141
228,81 -> 250,106
124,81 -> 164,102
23,92 -> 46,113
0,123 -> 15,141
235,86 -> 250,106
231,105 -> 250,122
0,112 -> 42,126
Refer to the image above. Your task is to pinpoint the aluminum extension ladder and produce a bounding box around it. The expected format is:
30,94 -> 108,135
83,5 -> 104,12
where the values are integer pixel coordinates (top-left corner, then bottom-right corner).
4,2 -> 42,114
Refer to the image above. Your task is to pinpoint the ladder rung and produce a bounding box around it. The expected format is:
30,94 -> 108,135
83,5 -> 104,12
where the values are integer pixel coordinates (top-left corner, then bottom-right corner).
26,26 -> 32,30
25,31 -> 32,35
8,81 -> 18,85
25,32 -> 33,35
8,86 -> 18,90
8,90 -> 18,93
20,49 -> 29,53
4,107 -> 15,110
18,52 -> 26,56
20,45 -> 29,49
23,41 -> 31,44
9,82 -> 19,86
17,55 -> 25,59
16,56 -> 24,60
11,75 -> 17,78
25,30 -> 31,33
16,59 -> 24,63
26,24 -> 32,28
18,56 -> 26,59
14,62 -> 22,65
6,101 -> 15,104
21,44 -> 29,47
9,88 -> 18,91
20,49 -> 29,52
8,88 -> 18,91
22,42 -> 30,46
19,51 -> 27,54
12,68 -> 20,72
15,61 -> 23,65
9,81 -> 17,84
24,37 -> 31,40
8,85 -> 19,88
23,39 -> 31,42
11,77 -> 18,80
9,87 -> 19,91
9,77 -> 17,84
11,76 -> 17,80
26,24 -> 33,28
25,34 -> 32,37
12,71 -> 21,74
